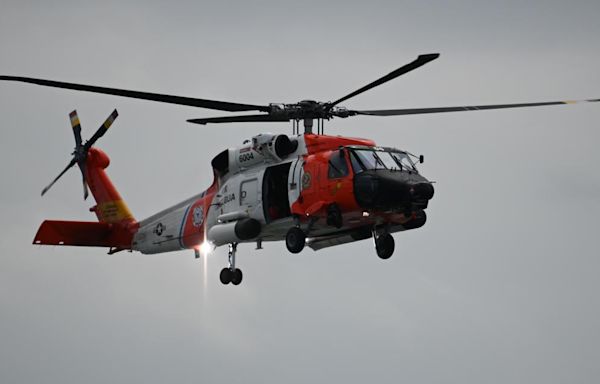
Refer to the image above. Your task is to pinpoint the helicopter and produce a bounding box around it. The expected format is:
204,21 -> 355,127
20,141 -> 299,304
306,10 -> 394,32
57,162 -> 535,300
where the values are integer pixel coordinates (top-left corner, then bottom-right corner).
1,53 -> 598,285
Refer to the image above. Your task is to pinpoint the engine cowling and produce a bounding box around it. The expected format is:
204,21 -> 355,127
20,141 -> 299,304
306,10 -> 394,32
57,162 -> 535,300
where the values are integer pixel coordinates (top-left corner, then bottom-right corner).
273,134 -> 298,158
231,134 -> 298,172
211,134 -> 300,179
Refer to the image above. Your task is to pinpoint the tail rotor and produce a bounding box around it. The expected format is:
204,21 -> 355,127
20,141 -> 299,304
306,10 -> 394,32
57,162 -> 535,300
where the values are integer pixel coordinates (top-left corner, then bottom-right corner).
41,109 -> 118,199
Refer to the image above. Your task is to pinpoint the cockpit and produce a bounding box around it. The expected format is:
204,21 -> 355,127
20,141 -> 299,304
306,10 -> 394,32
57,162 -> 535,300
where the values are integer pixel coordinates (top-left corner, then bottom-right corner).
348,148 -> 418,174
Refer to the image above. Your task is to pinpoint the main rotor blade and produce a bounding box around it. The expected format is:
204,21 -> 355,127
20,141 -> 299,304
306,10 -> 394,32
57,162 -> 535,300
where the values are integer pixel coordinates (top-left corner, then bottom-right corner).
328,53 -> 440,108
84,109 -> 118,149
351,98 -> 600,117
187,114 -> 290,125
41,158 -> 77,196
0,76 -> 270,113
69,110 -> 82,147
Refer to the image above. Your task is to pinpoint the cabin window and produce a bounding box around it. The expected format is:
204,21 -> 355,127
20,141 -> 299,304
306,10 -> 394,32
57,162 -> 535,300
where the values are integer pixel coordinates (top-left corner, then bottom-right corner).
328,150 -> 349,179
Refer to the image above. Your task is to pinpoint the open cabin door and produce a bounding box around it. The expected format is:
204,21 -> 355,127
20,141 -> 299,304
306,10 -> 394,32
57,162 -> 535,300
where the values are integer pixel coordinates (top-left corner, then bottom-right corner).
262,162 -> 292,223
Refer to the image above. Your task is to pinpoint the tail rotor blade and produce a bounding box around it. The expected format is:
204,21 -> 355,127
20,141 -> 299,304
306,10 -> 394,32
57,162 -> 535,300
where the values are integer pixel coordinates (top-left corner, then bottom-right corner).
76,161 -> 90,200
69,110 -> 82,147
85,109 -> 118,149
83,179 -> 89,200
41,158 -> 77,196
81,169 -> 89,200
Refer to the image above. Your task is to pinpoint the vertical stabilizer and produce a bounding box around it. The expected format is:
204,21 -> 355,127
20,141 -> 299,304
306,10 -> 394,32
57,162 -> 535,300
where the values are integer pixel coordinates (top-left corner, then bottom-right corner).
85,147 -> 135,224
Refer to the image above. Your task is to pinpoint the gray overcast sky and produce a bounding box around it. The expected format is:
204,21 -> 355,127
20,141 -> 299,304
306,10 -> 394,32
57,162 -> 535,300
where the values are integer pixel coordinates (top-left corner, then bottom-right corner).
1,1 -> 599,383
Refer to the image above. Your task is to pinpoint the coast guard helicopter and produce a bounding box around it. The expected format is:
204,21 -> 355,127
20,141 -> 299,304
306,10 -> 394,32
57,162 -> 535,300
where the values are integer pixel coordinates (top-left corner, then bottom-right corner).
2,53 -> 598,285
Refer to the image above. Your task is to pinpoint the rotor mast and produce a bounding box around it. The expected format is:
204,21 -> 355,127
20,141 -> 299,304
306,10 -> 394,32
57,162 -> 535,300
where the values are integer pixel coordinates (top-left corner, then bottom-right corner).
291,118 -> 316,135
291,117 -> 331,135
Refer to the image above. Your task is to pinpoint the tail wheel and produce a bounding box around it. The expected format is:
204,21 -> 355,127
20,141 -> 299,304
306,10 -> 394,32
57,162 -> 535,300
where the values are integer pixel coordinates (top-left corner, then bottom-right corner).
375,233 -> 395,259
286,227 -> 306,254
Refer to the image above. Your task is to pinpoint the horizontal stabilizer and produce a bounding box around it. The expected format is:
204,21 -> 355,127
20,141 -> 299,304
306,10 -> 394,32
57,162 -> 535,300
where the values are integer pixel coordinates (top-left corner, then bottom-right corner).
33,220 -> 132,248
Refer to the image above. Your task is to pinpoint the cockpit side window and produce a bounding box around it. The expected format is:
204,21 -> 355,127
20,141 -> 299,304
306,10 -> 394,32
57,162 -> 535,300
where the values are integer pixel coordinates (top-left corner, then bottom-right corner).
350,151 -> 365,173
328,150 -> 349,179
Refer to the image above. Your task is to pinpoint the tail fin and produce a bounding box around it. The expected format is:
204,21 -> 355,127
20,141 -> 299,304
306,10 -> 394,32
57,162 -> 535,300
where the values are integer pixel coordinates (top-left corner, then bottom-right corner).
85,147 -> 135,224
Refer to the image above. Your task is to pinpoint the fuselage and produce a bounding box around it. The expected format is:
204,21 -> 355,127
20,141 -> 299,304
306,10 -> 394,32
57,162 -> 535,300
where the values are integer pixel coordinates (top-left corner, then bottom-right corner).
131,133 -> 434,254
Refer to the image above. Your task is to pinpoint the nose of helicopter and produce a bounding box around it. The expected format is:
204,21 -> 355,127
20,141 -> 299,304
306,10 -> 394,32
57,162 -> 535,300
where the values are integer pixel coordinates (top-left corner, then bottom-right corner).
353,170 -> 434,210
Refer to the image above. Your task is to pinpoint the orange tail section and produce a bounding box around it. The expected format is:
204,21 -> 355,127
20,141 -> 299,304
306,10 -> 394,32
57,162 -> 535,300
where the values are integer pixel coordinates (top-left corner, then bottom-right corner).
33,147 -> 138,251
85,147 -> 135,225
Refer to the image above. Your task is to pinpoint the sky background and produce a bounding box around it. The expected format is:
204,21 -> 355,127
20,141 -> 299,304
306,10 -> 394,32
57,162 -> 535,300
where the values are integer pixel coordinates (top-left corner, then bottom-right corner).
1,1 -> 599,383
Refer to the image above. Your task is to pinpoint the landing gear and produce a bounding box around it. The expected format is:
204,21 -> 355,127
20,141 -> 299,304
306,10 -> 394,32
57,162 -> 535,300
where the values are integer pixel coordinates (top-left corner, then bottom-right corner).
375,233 -> 395,259
220,243 -> 243,285
286,227 -> 306,253
220,267 -> 243,285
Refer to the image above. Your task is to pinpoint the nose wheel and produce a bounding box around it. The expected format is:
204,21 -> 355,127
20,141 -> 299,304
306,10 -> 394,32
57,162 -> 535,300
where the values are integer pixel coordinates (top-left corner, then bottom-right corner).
220,243 -> 243,285
375,233 -> 395,259
286,227 -> 306,253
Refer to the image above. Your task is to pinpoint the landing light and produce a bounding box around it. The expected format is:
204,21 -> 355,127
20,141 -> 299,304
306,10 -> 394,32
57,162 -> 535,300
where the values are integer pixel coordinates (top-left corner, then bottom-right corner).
200,241 -> 214,256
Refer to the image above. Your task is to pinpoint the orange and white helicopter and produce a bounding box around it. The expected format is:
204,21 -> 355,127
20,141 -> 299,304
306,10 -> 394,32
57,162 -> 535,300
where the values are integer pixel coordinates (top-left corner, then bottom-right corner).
2,53 -> 598,285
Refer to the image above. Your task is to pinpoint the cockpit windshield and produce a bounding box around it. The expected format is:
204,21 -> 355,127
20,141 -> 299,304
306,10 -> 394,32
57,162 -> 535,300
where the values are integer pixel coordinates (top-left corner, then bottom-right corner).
349,148 -> 417,173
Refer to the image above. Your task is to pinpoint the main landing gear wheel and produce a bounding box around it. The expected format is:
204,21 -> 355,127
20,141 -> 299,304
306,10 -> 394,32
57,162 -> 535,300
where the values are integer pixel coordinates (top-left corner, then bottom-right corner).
231,268 -> 243,285
220,268 -> 232,284
220,267 -> 243,285
220,243 -> 243,285
375,233 -> 395,259
286,227 -> 306,254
